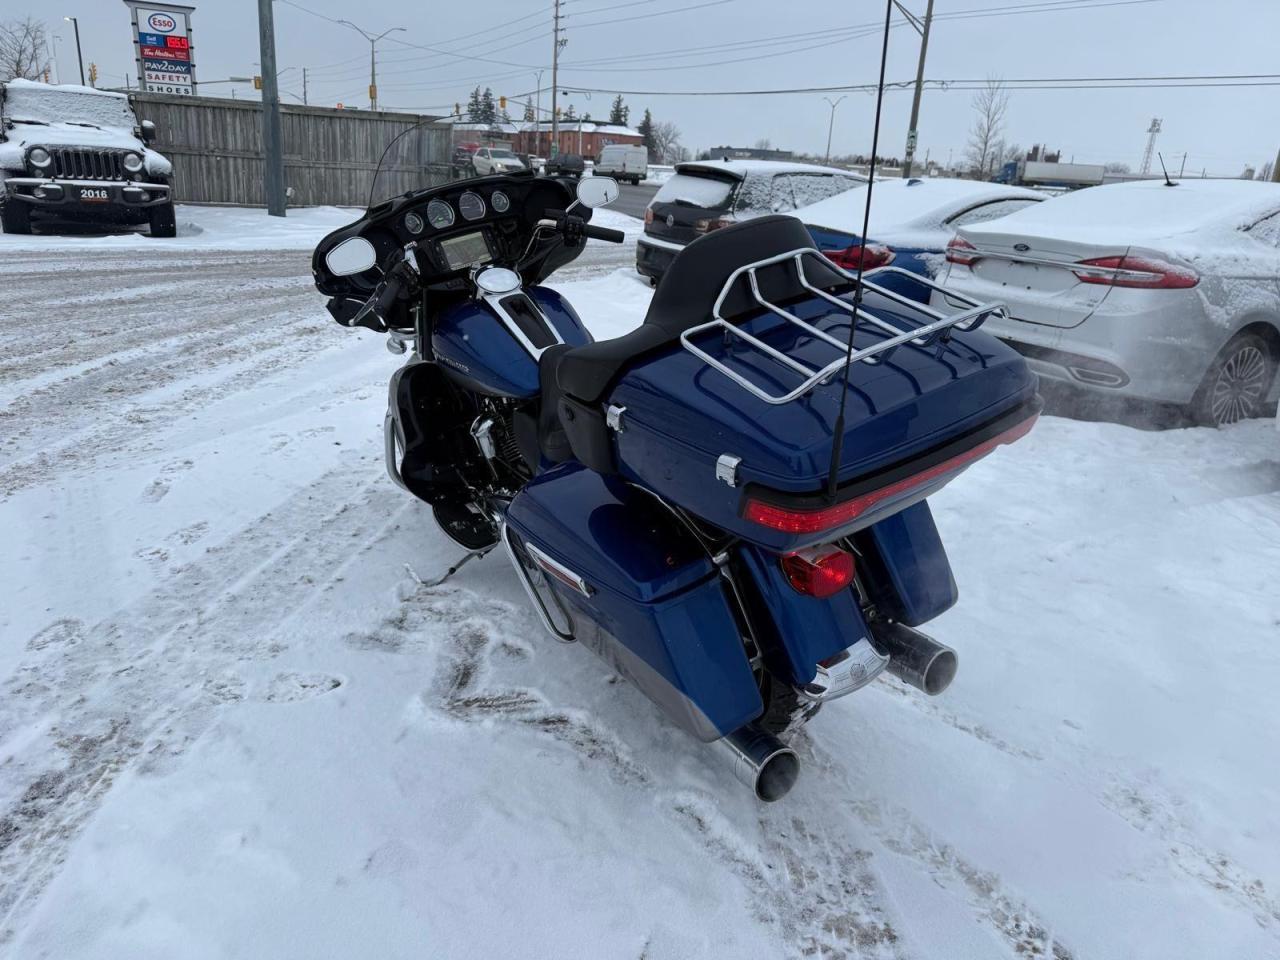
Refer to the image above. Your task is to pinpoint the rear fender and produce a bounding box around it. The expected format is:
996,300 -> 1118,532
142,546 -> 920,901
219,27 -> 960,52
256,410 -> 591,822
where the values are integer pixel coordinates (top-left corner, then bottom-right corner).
733,543 -> 871,687
852,501 -> 958,627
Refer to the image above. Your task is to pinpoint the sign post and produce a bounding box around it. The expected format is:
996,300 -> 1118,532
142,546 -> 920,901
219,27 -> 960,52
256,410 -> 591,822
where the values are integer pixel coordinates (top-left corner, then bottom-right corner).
123,1 -> 198,96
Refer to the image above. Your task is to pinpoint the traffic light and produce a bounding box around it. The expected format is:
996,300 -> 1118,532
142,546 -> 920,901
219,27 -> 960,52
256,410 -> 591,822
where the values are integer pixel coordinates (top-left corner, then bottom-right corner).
499,95 -> 507,110
454,103 -> 461,117
253,75 -> 263,90
88,62 -> 98,86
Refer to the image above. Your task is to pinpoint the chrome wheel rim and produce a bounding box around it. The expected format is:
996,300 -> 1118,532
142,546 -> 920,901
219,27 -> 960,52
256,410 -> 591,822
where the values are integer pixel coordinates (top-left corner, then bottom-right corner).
1210,345 -> 1267,425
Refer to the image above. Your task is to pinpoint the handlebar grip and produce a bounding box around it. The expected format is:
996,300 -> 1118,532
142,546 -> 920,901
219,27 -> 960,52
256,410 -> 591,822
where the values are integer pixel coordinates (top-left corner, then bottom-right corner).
583,224 -> 626,244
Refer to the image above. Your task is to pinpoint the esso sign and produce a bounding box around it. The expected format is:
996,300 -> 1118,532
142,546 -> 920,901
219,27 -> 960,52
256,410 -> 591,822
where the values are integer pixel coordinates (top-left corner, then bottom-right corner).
147,13 -> 177,32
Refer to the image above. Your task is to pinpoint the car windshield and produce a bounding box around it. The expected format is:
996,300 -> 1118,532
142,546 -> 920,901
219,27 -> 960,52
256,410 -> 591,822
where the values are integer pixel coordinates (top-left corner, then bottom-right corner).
654,171 -> 736,211
2,81 -> 136,129
489,149 -> 517,159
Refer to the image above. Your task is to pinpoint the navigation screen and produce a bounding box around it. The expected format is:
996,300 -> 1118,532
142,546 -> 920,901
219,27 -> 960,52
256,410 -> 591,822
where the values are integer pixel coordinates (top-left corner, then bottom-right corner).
440,231 -> 492,271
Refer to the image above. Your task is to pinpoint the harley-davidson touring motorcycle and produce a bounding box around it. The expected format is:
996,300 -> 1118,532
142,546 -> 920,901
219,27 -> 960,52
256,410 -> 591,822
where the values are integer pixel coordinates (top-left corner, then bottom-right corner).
312,164 -> 1040,801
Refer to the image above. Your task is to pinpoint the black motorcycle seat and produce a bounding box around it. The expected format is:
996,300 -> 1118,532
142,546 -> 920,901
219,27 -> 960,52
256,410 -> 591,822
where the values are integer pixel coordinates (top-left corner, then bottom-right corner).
549,215 -> 848,405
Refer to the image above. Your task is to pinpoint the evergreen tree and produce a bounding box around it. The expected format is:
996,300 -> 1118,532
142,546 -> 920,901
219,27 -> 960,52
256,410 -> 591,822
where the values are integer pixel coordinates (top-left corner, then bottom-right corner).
480,87 -> 497,125
637,108 -> 656,160
582,112 -> 592,122
608,95 -> 629,125
466,87 -> 483,123
563,103 -> 577,121
523,99 -> 536,122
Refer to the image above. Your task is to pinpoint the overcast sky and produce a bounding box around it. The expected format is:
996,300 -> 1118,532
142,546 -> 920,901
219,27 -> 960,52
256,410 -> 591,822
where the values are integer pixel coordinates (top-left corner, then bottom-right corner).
10,0 -> 1278,176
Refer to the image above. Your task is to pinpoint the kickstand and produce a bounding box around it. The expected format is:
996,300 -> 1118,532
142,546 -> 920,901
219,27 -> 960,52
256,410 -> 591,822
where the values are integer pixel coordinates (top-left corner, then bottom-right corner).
406,546 -> 493,588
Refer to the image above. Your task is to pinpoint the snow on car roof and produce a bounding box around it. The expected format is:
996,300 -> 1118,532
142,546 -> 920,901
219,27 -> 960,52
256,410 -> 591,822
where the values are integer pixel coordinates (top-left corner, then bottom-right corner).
960,178 -> 1280,244
794,177 -> 1042,234
676,158 -> 865,180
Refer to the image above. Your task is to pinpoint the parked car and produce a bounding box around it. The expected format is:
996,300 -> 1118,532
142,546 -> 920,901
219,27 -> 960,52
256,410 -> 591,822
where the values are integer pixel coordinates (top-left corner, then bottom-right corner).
798,177 -> 1044,302
471,146 -> 525,175
0,79 -> 175,236
637,159 -> 865,283
595,143 -> 648,184
544,153 -> 586,179
933,178 -> 1280,426
451,141 -> 480,177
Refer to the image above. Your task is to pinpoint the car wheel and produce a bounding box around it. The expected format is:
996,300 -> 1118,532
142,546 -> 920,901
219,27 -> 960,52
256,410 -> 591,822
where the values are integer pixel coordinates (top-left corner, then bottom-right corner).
1190,332 -> 1277,426
148,201 -> 177,238
1,199 -> 32,235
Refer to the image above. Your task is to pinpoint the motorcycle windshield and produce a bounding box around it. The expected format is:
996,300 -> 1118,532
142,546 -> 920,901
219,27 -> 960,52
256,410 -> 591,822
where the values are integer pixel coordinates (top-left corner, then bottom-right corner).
366,122 -> 454,210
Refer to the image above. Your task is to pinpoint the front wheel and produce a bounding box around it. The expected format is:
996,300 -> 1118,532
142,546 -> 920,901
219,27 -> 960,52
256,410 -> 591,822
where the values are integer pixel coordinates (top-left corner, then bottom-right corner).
1190,332 -> 1277,426
1,199 -> 32,235
149,201 -> 177,238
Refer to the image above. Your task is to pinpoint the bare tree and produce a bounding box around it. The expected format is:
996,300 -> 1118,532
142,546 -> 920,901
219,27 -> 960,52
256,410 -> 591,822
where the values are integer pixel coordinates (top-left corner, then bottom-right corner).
651,120 -> 683,164
1104,161 -> 1132,174
965,77 -> 1009,178
0,17 -> 50,82
753,137 -> 772,151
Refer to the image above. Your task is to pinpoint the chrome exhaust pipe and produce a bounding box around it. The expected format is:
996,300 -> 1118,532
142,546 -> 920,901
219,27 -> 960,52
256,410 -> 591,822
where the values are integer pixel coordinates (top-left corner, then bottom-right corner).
870,621 -> 958,696
717,723 -> 800,802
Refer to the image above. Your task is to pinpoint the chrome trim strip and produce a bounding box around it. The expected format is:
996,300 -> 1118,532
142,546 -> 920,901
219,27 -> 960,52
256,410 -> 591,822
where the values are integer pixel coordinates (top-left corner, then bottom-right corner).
501,525 -> 577,643
481,291 -> 564,360
525,542 -> 594,597
796,637 -> 889,703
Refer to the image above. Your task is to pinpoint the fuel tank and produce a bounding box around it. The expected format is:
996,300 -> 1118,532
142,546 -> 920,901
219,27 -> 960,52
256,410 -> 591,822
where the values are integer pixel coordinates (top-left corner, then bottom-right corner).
432,285 -> 592,399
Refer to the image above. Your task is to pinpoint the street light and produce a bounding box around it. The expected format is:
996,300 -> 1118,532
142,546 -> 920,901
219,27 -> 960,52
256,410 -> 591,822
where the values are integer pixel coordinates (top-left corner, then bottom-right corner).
336,20 -> 405,111
63,16 -> 85,86
822,95 -> 846,163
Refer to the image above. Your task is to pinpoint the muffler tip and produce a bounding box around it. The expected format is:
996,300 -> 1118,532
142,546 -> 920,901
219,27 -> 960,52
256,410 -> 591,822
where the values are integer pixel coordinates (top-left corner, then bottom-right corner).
872,621 -> 959,697
718,724 -> 802,802
920,647 -> 958,696
754,747 -> 800,803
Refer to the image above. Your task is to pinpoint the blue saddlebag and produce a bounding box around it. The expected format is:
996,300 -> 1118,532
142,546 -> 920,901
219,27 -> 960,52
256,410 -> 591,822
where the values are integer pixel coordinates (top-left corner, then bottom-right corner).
504,463 -> 762,741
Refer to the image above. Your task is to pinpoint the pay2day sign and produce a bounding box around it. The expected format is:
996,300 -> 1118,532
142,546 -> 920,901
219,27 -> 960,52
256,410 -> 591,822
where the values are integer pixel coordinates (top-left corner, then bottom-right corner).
124,2 -> 198,96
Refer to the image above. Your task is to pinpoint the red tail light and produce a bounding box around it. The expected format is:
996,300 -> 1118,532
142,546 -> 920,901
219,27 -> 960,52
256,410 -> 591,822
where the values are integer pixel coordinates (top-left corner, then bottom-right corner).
822,243 -> 895,271
781,546 -> 855,598
1072,255 -> 1199,289
945,236 -> 980,266
694,217 -> 733,234
644,207 -> 654,225
744,412 -> 1039,535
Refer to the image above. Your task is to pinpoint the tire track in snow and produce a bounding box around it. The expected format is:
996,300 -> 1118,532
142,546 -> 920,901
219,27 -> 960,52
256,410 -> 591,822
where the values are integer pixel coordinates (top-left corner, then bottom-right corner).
0,458 -> 409,941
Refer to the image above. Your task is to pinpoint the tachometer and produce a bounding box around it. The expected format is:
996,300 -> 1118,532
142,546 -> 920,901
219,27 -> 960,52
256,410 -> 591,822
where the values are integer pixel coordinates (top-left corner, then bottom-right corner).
458,191 -> 486,221
491,191 -> 510,214
427,199 -> 455,229
403,211 -> 425,235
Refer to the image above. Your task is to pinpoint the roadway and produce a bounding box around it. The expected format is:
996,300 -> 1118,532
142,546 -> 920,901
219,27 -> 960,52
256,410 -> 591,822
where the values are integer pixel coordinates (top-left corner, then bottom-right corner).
610,181 -> 659,220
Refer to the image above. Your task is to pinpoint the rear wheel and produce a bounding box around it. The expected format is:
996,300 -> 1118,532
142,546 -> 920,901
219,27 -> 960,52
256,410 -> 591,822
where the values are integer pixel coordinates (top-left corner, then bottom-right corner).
1,199 -> 32,235
149,201 -> 177,238
755,668 -> 820,736
1190,332 -> 1277,426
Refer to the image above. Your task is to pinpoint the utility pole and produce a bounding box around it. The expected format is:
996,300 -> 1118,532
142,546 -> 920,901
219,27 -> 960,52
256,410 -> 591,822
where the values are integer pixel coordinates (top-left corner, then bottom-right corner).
1272,147 -> 1280,183
534,69 -> 544,158
550,0 -> 565,158
257,0 -> 287,217
899,0 -> 935,178
1140,117 -> 1162,175
64,17 -> 85,86
822,96 -> 846,163
302,67 -> 308,106
338,20 -> 406,111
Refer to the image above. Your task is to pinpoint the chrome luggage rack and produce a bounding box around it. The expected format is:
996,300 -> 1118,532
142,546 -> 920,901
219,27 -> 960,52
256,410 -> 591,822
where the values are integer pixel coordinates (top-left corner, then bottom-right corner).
679,247 -> 1009,406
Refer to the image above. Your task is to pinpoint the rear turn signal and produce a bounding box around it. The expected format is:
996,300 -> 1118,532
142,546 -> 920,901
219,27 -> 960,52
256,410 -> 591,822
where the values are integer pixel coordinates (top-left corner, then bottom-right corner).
822,243 -> 895,271
944,236 -> 980,266
781,546 -> 855,598
1072,255 -> 1199,289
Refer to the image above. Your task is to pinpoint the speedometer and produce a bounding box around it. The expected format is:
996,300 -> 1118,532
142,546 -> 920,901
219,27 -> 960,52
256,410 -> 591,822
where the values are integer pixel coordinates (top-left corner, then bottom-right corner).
491,190 -> 510,214
458,191 -> 486,221
427,199 -> 454,229
403,211 -> 425,235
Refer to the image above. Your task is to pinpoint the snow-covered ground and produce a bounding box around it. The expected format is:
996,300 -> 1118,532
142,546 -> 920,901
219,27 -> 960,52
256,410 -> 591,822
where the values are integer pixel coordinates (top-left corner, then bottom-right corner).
1,204 -> 1278,959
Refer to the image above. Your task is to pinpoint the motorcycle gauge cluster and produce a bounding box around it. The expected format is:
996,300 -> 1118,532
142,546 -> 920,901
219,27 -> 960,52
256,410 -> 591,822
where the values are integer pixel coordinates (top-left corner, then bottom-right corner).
427,199 -> 454,230
458,191 -> 486,221
491,191 -> 510,214
403,211 -> 425,235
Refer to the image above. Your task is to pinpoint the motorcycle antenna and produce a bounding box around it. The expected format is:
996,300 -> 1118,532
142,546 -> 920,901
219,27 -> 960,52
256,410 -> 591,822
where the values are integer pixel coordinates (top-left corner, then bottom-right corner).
366,110 -> 462,209
825,0 -> 895,501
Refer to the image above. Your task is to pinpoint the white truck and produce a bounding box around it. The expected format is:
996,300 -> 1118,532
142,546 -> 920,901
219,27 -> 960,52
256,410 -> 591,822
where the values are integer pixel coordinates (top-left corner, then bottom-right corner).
0,79 -> 175,236
594,144 -> 648,185
994,160 -> 1106,190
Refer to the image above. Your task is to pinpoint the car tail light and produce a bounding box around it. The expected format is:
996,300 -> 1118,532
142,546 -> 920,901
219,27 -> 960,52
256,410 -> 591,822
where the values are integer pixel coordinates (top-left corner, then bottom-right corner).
822,243 -> 895,271
780,546 -> 855,598
694,217 -> 733,234
1071,255 -> 1199,289
744,412 -> 1038,535
945,236 -> 980,266
644,207 -> 654,225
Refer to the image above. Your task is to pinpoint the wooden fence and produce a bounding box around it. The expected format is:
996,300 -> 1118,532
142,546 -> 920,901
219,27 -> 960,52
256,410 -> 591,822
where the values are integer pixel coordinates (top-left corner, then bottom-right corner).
129,93 -> 450,207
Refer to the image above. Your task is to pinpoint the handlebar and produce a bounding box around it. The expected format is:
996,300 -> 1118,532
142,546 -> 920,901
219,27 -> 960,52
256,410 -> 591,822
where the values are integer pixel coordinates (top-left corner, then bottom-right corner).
583,222 -> 626,244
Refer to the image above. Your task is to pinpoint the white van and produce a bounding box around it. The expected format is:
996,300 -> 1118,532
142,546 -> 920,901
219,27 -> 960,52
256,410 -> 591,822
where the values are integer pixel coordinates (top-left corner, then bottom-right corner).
595,144 -> 648,184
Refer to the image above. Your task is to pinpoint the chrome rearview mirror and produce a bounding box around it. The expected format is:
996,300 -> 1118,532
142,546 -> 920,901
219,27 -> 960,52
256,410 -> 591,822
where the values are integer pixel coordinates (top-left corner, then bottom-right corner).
576,176 -> 619,209
326,237 -> 377,276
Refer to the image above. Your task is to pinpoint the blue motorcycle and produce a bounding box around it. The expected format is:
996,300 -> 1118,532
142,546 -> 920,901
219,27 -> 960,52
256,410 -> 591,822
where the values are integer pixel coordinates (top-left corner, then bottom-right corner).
313,170 -> 1039,801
